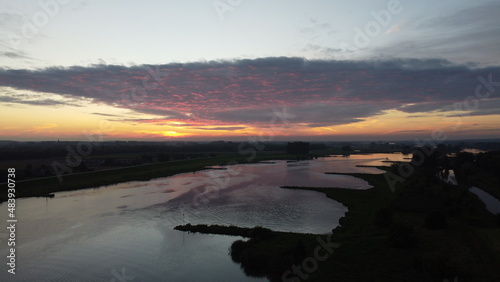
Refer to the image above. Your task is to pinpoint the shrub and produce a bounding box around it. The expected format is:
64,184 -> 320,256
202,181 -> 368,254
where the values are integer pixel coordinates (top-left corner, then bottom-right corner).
230,240 -> 247,263
338,216 -> 346,227
425,211 -> 447,229
375,207 -> 394,228
248,226 -> 273,239
388,222 -> 419,249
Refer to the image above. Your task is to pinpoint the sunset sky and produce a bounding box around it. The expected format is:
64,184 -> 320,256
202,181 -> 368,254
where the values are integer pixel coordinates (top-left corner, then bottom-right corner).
1,0 -> 499,141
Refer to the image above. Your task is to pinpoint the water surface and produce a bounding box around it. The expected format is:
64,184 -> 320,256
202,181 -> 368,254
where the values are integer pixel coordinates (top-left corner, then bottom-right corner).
0,153 -> 402,281
470,187 -> 500,215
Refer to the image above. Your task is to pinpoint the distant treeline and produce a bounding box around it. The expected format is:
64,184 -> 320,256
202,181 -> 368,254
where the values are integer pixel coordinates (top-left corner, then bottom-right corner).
409,144 -> 500,176
2,140 -> 500,161
0,141 -> 327,161
393,144 -> 500,200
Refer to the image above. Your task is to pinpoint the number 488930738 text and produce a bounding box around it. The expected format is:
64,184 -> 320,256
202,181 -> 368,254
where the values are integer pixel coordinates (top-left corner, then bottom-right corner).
7,168 -> 16,218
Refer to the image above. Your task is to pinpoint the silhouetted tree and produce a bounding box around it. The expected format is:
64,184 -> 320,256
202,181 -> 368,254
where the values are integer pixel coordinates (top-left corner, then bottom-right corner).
411,145 -> 442,169
342,145 -> 353,152
375,207 -> 394,228
24,164 -> 33,177
286,142 -> 309,155
388,222 -> 419,249
425,211 -> 447,229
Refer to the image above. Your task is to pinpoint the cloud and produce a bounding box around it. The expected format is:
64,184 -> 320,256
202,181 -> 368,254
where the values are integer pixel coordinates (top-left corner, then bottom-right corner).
300,17 -> 337,41
211,102 -> 388,127
398,102 -> 457,114
384,20 -> 406,34
443,98 -> 500,117
91,112 -> 122,117
0,87 -> 85,107
33,123 -> 58,130
0,94 -> 81,107
1,52 -> 25,59
302,44 -> 349,59
0,57 -> 499,128
194,126 -> 247,131
373,2 -> 500,66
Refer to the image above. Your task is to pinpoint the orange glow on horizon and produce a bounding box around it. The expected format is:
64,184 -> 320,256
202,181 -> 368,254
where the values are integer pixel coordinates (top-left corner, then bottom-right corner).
2,100 -> 500,141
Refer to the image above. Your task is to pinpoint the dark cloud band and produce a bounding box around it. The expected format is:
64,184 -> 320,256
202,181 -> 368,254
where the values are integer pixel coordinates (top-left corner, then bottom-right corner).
0,57 -> 499,127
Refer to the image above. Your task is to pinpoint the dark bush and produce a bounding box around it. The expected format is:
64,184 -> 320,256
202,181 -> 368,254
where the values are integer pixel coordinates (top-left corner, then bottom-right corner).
230,240 -> 248,263
375,207 -> 394,228
292,240 -> 306,262
248,226 -> 273,239
338,216 -> 346,227
230,237 -> 303,279
286,142 -> 310,155
388,222 -> 419,249
425,211 -> 447,229
238,252 -> 269,277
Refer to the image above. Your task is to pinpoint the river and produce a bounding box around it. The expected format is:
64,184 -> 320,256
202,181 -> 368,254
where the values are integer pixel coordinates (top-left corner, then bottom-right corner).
0,153 -> 406,281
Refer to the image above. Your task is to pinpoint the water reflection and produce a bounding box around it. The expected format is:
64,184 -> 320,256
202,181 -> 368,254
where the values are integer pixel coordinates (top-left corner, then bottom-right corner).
436,169 -> 499,215
470,187 -> 500,215
437,169 -> 458,185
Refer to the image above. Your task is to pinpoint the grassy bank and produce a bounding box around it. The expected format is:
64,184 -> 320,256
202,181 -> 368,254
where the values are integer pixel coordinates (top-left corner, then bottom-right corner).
284,172 -> 396,237
285,170 -> 500,281
2,153 -> 293,202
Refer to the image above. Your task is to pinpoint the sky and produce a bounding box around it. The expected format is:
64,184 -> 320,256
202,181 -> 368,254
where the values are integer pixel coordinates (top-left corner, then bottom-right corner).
0,0 -> 499,141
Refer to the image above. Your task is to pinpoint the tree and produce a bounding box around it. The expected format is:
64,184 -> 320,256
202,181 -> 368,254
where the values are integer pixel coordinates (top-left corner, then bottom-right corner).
286,142 -> 309,155
24,164 -> 33,177
425,211 -> 447,229
342,145 -> 353,152
411,145 -> 442,168
375,207 -> 394,228
388,222 -> 419,249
